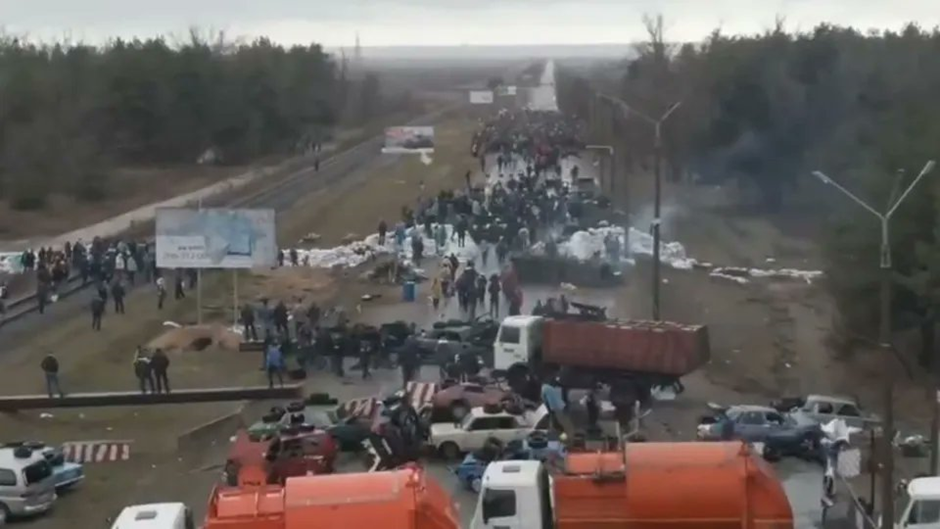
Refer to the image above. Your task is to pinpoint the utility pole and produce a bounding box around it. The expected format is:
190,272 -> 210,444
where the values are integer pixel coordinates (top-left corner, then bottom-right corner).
813,160 -> 936,528
600,94 -> 681,320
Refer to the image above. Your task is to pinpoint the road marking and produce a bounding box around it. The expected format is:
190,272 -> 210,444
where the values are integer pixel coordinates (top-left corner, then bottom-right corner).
61,440 -> 132,463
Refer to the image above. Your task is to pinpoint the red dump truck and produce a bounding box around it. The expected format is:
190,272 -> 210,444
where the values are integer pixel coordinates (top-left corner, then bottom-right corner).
492,315 -> 710,405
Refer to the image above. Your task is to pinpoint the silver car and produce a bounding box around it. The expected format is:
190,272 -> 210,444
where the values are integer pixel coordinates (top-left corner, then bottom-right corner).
786,394 -> 880,430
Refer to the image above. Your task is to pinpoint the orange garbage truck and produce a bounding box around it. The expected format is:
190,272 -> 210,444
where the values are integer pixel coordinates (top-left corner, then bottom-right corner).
470,441 -> 794,529
205,464 -> 460,529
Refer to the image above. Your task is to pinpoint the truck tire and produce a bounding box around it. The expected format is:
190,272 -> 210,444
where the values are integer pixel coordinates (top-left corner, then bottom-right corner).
439,442 -> 461,460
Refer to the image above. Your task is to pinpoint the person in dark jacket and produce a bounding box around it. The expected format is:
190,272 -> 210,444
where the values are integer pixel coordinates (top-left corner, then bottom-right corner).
111,281 -> 126,314
91,295 -> 105,331
488,274 -> 501,316
377,220 -> 388,246
241,304 -> 258,341
273,301 -> 289,337
399,337 -> 420,388
133,350 -> 155,394
41,353 -> 64,398
150,349 -> 170,393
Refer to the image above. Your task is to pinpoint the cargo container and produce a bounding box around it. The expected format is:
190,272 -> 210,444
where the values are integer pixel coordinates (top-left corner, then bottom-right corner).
492,315 -> 710,407
470,441 -> 794,529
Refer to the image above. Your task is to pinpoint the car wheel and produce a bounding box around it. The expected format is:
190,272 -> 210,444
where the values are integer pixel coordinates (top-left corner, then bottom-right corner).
451,401 -> 470,421
762,444 -> 781,462
0,502 -> 10,524
439,442 -> 461,460
471,477 -> 483,493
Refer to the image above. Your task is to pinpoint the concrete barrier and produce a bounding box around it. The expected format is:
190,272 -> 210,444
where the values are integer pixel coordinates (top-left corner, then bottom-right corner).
177,406 -> 246,455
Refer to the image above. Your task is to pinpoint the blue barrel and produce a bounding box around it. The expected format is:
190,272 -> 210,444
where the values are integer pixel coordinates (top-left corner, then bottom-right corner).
402,281 -> 416,302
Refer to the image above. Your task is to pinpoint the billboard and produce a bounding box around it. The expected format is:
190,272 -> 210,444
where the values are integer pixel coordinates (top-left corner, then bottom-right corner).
381,126 -> 435,154
496,86 -> 518,96
156,208 -> 277,269
469,90 -> 495,104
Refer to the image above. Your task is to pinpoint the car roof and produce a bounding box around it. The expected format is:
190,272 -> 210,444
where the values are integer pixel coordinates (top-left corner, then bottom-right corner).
0,447 -> 49,468
484,460 -> 541,488
806,394 -> 858,405
112,503 -> 186,527
468,407 -> 519,419
728,405 -> 778,413
909,477 -> 940,498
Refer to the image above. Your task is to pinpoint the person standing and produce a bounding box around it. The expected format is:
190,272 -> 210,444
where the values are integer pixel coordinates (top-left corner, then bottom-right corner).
399,336 -> 419,388
488,274 -> 501,317
90,295 -> 105,331
273,301 -> 289,337
378,219 -> 388,246
41,353 -> 64,398
174,271 -> 186,299
133,350 -> 155,394
241,304 -> 258,341
156,276 -> 167,309
359,337 -> 373,380
150,349 -> 170,394
111,280 -> 126,314
265,342 -> 285,388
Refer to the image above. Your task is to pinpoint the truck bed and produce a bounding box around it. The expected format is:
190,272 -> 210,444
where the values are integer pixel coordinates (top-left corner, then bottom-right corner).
542,319 -> 710,377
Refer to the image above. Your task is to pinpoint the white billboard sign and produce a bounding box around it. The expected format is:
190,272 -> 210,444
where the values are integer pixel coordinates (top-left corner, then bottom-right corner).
496,85 -> 518,96
156,208 -> 277,269
470,90 -> 495,104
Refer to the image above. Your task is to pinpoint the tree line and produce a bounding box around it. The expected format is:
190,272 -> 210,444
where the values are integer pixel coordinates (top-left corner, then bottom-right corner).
560,20 -> 940,367
0,32 -> 391,209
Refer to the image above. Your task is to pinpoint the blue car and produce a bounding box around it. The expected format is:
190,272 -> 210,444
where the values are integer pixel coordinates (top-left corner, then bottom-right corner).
696,404 -> 822,462
453,438 -> 565,493
39,447 -> 84,490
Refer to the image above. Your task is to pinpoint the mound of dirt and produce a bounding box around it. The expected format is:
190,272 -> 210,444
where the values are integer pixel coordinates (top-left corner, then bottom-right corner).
247,266 -> 338,306
149,324 -> 243,352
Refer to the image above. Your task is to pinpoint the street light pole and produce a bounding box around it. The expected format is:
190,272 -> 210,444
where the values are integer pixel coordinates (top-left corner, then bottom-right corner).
813,160 -> 936,528
600,94 -> 681,320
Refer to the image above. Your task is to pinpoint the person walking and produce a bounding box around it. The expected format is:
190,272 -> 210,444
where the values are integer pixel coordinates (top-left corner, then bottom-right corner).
41,353 -> 64,398
377,219 -> 388,246
174,271 -> 186,299
430,277 -> 442,312
358,337 -> 373,380
156,276 -> 167,309
399,336 -> 419,388
273,301 -> 289,337
150,349 -> 170,394
111,280 -> 126,314
90,295 -> 105,331
488,274 -> 501,316
265,342 -> 285,388
133,350 -> 155,394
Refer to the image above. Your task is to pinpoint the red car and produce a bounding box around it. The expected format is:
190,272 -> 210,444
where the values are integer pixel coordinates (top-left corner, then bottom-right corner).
429,382 -> 518,421
223,426 -> 337,487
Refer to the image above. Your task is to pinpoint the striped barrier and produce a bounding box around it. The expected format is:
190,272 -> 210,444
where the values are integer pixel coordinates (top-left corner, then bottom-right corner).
337,381 -> 439,420
61,440 -> 131,463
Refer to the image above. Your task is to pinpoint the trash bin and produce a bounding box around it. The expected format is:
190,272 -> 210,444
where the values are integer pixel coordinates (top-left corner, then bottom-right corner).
402,281 -> 416,302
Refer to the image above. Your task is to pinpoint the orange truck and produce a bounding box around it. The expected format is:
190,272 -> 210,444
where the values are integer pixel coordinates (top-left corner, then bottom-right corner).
470,441 -> 794,529
204,464 -> 460,529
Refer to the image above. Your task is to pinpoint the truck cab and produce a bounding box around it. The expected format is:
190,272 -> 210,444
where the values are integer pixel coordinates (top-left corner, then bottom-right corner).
470,460 -> 551,529
493,316 -> 542,373
897,477 -> 940,529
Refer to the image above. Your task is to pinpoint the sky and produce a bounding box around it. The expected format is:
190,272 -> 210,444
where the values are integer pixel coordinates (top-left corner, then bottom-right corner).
2,0 -> 939,48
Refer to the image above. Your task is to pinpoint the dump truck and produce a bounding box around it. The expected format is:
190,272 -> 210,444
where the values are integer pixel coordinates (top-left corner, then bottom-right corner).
204,465 -> 460,529
470,441 -> 794,529
493,315 -> 710,406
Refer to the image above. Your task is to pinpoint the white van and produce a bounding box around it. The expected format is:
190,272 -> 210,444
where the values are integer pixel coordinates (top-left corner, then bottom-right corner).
110,503 -> 195,529
0,446 -> 57,520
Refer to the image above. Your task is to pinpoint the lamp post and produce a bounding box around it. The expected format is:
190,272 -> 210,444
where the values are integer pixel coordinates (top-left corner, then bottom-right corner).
812,160 -> 936,528
599,94 -> 681,320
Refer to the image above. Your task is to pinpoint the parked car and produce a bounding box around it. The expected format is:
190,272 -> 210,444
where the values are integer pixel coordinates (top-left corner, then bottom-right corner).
429,382 -> 520,421
696,404 -> 822,461
0,445 -> 56,521
781,394 -> 880,430
36,446 -> 83,491
248,403 -> 372,453
430,405 -> 550,460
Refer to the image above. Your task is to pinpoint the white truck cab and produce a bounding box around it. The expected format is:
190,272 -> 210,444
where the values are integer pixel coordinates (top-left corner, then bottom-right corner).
470,460 -> 554,529
493,316 -> 543,372
897,477 -> 940,529
110,503 -> 194,529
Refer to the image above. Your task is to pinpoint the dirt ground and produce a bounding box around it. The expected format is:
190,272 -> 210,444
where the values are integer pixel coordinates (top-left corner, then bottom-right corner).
0,110 -> 479,528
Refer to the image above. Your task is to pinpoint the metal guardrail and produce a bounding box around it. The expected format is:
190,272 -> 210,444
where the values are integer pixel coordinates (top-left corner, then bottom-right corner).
0,385 -> 304,411
0,104 -> 458,330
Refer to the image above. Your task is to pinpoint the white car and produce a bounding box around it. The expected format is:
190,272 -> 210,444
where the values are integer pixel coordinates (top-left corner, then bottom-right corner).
430,405 -> 550,459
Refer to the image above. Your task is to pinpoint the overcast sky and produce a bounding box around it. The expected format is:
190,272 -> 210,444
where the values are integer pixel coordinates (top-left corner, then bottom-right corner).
2,0 -> 939,48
